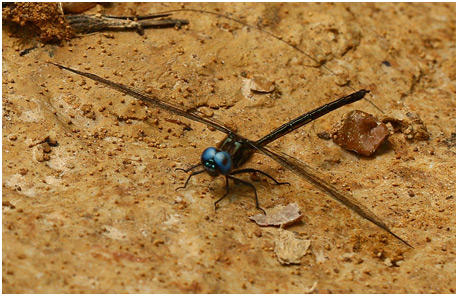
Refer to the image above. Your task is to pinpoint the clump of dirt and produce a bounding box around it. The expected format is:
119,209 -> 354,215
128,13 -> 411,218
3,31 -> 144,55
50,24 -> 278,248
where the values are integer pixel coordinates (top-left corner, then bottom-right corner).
2,2 -> 74,42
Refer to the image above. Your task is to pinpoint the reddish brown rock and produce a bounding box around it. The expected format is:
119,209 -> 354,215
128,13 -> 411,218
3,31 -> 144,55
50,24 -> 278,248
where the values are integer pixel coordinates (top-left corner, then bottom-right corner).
332,110 -> 390,156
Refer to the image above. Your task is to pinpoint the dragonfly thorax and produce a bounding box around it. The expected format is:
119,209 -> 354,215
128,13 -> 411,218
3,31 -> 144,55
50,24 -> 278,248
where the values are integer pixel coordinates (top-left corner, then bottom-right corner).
218,135 -> 256,169
201,147 -> 233,176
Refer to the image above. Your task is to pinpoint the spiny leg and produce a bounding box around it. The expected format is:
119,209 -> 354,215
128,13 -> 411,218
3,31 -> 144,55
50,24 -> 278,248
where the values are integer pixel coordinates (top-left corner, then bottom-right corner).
231,168 -> 290,186
175,162 -> 202,173
214,176 -> 231,211
228,175 -> 266,215
175,169 -> 206,190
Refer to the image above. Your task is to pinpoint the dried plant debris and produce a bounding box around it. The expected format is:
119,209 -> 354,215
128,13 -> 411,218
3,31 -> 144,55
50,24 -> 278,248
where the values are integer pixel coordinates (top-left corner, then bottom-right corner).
66,13 -> 189,34
274,229 -> 311,265
2,2 -> 74,42
3,3 -> 188,42
332,110 -> 389,156
380,109 -> 429,141
249,203 -> 302,228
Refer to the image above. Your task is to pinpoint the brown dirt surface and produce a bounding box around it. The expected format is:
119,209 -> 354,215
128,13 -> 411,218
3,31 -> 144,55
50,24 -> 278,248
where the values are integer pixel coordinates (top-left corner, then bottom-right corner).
2,2 -> 455,293
2,3 -> 74,42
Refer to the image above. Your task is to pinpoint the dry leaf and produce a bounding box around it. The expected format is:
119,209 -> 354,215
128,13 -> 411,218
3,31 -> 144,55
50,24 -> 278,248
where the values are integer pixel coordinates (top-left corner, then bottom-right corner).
274,229 -> 311,265
249,203 -> 302,228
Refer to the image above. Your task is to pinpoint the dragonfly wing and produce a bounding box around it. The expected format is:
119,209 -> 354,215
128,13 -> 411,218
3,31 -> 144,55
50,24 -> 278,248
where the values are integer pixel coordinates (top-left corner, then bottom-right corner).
49,62 -> 237,137
250,142 -> 412,247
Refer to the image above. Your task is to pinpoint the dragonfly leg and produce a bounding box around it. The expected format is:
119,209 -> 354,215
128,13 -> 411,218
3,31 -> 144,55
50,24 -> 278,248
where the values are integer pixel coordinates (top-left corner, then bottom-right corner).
228,175 -> 266,215
175,169 -> 206,191
231,168 -> 290,186
175,162 -> 202,173
214,176 -> 231,211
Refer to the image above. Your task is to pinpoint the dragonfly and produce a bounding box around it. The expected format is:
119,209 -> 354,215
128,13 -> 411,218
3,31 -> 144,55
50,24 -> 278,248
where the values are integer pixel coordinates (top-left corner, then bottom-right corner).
49,62 -> 412,248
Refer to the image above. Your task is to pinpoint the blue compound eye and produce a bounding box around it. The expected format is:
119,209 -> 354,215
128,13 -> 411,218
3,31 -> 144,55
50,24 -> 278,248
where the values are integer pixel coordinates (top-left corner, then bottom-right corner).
201,147 -> 218,164
201,147 -> 219,177
201,147 -> 233,177
214,151 -> 232,176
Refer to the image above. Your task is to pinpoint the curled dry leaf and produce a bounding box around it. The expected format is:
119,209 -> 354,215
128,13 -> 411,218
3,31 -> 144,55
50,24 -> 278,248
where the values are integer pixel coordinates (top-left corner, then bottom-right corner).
241,76 -> 276,99
249,203 -> 302,228
332,110 -> 389,156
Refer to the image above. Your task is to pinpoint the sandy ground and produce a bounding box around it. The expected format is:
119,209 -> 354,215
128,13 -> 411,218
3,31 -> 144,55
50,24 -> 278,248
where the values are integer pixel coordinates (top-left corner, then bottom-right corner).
2,2 -> 455,293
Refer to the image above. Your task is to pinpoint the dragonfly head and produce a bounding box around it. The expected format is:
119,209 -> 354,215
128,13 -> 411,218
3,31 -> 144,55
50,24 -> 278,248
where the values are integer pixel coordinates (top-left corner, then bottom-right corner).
201,147 -> 233,177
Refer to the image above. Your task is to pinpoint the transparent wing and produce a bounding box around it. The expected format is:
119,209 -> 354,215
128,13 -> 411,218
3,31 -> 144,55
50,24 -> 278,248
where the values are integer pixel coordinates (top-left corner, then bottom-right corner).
250,142 -> 412,247
49,62 -> 238,137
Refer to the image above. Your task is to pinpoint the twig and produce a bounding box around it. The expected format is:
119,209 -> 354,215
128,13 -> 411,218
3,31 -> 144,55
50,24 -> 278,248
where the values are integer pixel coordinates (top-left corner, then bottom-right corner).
66,14 -> 189,34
